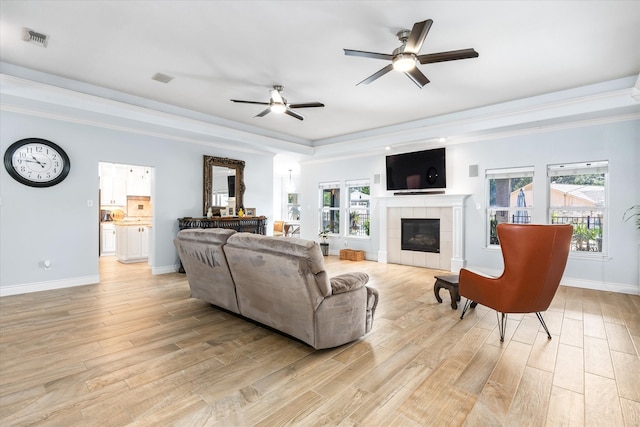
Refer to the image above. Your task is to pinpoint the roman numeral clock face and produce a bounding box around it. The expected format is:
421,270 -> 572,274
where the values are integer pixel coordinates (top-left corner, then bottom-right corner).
4,138 -> 71,187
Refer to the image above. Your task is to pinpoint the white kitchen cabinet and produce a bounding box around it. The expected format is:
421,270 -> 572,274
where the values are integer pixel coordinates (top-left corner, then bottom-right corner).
100,163 -> 127,206
126,165 -> 151,196
101,223 -> 116,256
115,225 -> 150,263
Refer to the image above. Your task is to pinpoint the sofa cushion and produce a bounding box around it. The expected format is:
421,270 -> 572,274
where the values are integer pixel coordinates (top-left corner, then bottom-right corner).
174,228 -> 239,313
330,272 -> 369,294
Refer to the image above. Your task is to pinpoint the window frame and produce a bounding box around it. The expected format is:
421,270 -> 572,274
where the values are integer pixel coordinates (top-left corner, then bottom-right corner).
345,179 -> 371,238
485,166 -> 535,247
547,160 -> 608,256
319,182 -> 341,236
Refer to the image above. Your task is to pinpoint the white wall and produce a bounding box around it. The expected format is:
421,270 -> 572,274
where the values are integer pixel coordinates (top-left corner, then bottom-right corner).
0,110 -> 273,295
300,120 -> 640,294
299,153 -> 384,256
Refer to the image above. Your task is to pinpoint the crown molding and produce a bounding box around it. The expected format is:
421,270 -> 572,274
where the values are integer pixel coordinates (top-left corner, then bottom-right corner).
2,71 -> 638,160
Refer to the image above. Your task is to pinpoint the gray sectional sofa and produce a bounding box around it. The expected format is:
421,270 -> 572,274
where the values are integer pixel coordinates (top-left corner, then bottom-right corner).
174,229 -> 379,349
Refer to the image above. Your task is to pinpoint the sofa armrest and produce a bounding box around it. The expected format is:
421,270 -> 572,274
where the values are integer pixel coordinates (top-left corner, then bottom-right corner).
330,272 -> 369,295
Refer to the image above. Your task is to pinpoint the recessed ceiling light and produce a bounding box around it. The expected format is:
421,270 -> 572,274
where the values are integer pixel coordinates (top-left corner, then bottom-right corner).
385,146 -> 392,150
439,137 -> 447,143
152,73 -> 174,84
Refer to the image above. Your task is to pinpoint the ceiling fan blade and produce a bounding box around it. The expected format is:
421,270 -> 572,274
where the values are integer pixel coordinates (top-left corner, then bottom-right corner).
285,109 -> 304,121
404,19 -> 433,54
344,49 -> 393,61
417,48 -> 479,64
231,99 -> 269,105
356,63 -> 394,86
270,89 -> 284,104
288,102 -> 325,109
404,68 -> 430,88
254,108 -> 271,118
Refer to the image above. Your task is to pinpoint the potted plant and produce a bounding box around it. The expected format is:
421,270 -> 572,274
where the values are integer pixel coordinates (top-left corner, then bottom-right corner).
623,205 -> 640,230
318,229 -> 329,256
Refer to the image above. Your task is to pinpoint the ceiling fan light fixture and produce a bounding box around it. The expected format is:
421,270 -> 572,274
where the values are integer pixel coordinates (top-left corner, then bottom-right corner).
392,53 -> 416,72
270,103 -> 287,114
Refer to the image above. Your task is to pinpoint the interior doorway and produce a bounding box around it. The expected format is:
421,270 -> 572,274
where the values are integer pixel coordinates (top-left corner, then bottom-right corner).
98,162 -> 154,276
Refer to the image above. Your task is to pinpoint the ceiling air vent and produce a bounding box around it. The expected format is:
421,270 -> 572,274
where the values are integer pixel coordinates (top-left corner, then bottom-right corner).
152,72 -> 174,84
23,28 -> 48,47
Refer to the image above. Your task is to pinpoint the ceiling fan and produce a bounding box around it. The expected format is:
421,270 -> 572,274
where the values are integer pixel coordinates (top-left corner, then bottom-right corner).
231,85 -> 324,121
344,19 -> 479,88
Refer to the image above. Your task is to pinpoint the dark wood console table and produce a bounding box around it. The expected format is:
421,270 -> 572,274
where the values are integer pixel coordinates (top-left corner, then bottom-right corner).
178,216 -> 267,235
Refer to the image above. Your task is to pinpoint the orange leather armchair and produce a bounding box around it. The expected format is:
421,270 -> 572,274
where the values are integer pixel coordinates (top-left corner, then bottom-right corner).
459,223 -> 573,342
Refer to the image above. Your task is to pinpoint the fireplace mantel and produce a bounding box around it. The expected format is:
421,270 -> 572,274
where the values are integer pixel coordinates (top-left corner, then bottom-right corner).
377,194 -> 469,272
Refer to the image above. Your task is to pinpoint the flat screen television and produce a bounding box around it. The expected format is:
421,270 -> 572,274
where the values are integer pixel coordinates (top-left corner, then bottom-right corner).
386,147 -> 446,191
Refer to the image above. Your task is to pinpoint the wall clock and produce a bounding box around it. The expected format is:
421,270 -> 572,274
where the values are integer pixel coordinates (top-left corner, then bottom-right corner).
4,138 -> 71,187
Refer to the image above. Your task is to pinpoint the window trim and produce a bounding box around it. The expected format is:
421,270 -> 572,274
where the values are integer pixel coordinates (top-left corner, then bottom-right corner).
346,179 -> 371,239
485,166 -> 535,247
547,160 -> 609,257
319,182 -> 341,236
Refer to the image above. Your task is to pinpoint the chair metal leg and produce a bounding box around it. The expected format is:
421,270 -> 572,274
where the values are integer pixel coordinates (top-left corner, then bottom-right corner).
497,312 -> 507,342
536,312 -> 552,339
460,299 -> 473,319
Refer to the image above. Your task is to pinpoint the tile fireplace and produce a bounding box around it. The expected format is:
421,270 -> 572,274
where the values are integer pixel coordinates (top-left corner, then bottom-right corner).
377,194 -> 468,272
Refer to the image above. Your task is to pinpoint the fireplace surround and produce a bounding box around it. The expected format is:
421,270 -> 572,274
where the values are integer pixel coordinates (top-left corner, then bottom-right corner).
377,194 -> 468,272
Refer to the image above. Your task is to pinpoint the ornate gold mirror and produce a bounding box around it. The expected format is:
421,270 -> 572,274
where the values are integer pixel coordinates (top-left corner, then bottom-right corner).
203,156 -> 245,216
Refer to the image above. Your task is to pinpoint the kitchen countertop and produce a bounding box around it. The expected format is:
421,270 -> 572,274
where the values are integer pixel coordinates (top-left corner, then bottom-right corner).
114,220 -> 152,227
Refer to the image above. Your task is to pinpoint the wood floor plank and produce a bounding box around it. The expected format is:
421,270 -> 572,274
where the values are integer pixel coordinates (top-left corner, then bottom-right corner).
545,385 -> 585,427
583,335 -> 615,379
0,256 -> 638,426
504,366 -> 553,427
295,385 -> 371,426
620,398 -> 640,426
527,331 -> 560,373
583,311 -> 608,339
559,317 -> 584,348
604,321 -> 637,354
354,342 -> 423,393
348,361 -> 433,425
610,350 -> 640,402
455,341 -> 503,396
553,343 -> 584,394
584,372 -> 625,426
488,340 -> 532,390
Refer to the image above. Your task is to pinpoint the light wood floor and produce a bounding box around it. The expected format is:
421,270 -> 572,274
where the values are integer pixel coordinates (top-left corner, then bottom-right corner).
1,256 -> 639,426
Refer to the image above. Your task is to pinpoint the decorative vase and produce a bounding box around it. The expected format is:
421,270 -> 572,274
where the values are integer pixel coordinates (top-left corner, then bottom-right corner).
320,242 -> 329,256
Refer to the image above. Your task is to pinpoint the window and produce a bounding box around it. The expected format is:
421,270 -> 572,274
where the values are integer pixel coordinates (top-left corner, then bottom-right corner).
486,167 -> 534,245
346,180 -> 370,237
319,182 -> 340,235
548,161 -> 607,254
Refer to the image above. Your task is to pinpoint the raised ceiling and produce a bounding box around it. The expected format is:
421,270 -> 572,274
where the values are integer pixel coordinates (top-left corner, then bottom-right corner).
1,1 -> 639,148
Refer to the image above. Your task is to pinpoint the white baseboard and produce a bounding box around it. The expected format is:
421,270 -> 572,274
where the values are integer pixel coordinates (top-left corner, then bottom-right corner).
452,266 -> 639,296
0,275 -> 100,297
561,277 -> 639,295
152,264 -> 181,275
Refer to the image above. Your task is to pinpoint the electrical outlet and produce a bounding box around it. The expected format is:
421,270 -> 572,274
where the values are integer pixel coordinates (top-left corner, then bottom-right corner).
87,199 -> 94,207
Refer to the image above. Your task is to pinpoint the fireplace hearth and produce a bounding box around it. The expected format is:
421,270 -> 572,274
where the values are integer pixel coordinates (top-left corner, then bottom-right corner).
401,218 -> 440,253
